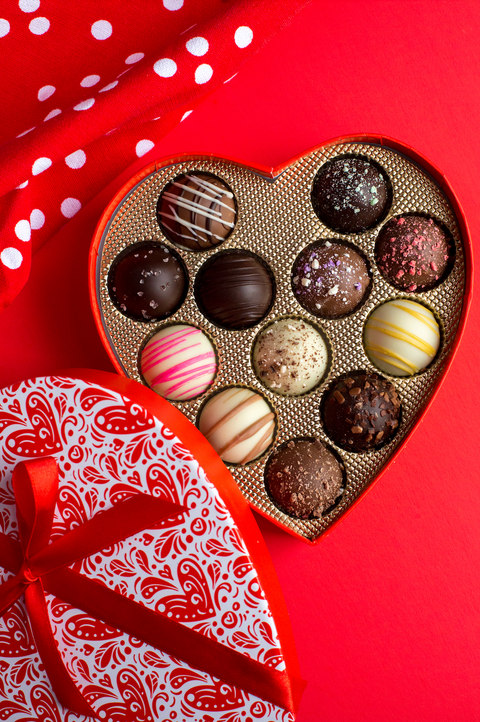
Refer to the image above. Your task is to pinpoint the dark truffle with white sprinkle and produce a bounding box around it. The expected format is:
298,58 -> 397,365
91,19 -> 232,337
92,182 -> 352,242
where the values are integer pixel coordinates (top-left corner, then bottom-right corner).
312,156 -> 390,233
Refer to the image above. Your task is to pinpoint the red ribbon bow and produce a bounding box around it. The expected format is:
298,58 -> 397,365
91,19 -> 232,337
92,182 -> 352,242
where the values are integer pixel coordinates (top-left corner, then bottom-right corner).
0,458 -> 304,717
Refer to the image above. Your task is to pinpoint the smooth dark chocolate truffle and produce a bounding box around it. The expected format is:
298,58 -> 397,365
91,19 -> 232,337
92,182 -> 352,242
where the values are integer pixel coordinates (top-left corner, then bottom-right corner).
375,215 -> 453,292
157,172 -> 236,251
108,243 -> 187,321
265,438 -> 344,519
292,241 -> 371,318
322,373 -> 401,452
312,156 -> 390,233
195,250 -> 274,330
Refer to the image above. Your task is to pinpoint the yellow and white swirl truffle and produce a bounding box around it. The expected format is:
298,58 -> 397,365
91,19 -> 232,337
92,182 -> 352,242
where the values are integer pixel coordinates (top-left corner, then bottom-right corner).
363,299 -> 440,376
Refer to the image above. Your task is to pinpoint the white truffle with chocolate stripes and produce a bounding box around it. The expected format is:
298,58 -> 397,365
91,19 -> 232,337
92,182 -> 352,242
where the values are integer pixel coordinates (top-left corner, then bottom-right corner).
198,387 -> 275,465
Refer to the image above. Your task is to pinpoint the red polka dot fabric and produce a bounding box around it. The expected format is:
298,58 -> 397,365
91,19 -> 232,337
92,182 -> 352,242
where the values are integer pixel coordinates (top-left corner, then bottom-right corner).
0,0 -> 310,311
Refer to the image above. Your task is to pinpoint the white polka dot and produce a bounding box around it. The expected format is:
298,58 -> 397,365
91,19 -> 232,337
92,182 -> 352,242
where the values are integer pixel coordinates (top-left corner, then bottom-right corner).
181,110 -> 193,122
163,0 -> 183,9
234,26 -> 253,48
1,248 -> 22,270
224,73 -> 237,84
195,64 -> 213,84
17,127 -> 35,138
125,52 -> 144,64
29,17 -> 50,35
153,58 -> 177,78
44,108 -> 61,121
186,37 -> 209,57
80,74 -> 100,88
91,20 -> 112,40
16,181 -> 28,189
73,98 -> 95,111
32,157 -> 52,175
61,198 -> 81,218
19,0 -> 40,12
37,85 -> 55,101
15,220 -> 31,242
30,209 -> 45,229
135,139 -> 154,157
99,81 -> 118,93
65,149 -> 86,169
0,19 -> 10,37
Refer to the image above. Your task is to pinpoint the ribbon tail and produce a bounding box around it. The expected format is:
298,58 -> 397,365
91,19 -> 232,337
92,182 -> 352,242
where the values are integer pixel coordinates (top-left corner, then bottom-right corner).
0,575 -> 25,616
25,580 -> 97,720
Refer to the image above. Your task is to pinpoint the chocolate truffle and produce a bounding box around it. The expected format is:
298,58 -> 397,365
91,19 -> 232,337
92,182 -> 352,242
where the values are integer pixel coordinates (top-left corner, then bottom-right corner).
292,241 -> 370,318
322,373 -> 401,452
375,215 -> 453,292
265,438 -> 344,519
141,324 -> 217,401
312,156 -> 389,233
157,172 -> 236,251
195,250 -> 274,330
363,299 -> 440,377
253,318 -> 328,396
108,243 -> 187,322
198,387 -> 275,464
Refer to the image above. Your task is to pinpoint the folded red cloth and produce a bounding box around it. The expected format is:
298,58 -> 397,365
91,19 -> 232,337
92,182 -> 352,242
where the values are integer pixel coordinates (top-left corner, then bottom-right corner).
0,0 -> 309,311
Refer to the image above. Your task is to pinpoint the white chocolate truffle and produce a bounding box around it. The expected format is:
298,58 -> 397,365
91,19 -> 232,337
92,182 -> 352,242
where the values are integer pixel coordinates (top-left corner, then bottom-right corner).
253,318 -> 328,396
141,324 -> 216,400
199,387 -> 275,464
363,299 -> 440,377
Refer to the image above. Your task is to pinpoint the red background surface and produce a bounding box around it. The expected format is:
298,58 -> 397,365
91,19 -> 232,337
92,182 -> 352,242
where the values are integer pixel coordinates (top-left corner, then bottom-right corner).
1,1 -> 479,720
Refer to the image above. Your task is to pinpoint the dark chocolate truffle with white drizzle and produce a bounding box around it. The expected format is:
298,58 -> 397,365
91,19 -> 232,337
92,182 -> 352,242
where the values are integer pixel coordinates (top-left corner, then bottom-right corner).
157,172 -> 237,252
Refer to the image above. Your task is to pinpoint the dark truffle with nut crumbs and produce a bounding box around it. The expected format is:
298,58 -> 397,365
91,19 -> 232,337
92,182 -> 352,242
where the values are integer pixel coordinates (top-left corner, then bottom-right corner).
322,373 -> 401,452
265,438 -> 344,519
375,215 -> 452,292
108,243 -> 187,321
292,240 -> 370,318
195,250 -> 274,329
312,156 -> 389,233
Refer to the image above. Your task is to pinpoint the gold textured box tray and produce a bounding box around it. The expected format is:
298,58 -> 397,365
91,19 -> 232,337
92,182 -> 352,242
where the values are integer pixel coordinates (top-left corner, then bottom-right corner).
90,138 -> 469,543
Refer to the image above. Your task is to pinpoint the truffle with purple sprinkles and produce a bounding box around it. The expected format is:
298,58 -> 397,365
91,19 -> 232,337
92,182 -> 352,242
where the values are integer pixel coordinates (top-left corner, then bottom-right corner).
292,240 -> 371,318
157,172 -> 237,252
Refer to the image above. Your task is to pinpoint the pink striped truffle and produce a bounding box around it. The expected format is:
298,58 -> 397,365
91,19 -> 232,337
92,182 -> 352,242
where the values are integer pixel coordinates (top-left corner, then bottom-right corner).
141,324 -> 217,401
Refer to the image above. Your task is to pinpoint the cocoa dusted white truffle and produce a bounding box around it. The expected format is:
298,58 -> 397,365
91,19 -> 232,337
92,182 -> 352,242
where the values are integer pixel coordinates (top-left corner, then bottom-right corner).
253,318 -> 328,396
198,387 -> 275,464
265,438 -> 344,519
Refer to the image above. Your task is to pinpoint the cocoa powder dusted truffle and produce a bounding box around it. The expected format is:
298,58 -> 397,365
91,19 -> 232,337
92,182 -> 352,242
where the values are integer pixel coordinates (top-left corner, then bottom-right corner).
108,243 -> 187,321
292,240 -> 371,318
312,156 -> 390,233
253,318 -> 328,396
157,172 -> 236,251
375,215 -> 453,292
322,373 -> 401,452
195,250 -> 274,329
265,438 -> 344,519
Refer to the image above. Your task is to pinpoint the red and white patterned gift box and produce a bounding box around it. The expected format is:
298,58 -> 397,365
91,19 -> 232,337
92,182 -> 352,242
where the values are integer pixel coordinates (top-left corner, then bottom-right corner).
0,369 -> 304,722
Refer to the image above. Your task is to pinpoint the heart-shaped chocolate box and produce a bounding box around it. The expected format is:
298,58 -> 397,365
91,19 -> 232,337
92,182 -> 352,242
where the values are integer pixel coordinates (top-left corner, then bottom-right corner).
89,136 -> 472,544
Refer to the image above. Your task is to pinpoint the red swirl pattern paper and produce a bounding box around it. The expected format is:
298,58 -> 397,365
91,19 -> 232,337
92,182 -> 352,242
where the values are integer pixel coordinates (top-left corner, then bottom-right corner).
0,375 -> 294,721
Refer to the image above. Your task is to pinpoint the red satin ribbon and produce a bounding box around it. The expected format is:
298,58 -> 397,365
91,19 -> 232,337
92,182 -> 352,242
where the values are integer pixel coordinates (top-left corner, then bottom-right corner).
0,458 -> 305,717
